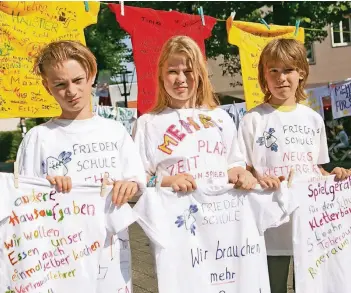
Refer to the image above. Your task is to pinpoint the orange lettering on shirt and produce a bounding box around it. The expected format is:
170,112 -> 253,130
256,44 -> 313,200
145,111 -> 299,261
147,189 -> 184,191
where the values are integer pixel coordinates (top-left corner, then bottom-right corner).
158,134 -> 178,155
198,114 -> 215,128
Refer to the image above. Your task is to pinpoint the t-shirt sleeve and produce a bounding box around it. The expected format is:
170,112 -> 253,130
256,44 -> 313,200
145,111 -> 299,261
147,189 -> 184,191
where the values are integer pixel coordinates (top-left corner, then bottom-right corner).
202,16 -> 217,39
317,121 -> 330,165
108,3 -> 142,35
104,192 -> 137,234
133,116 -> 157,176
218,109 -> 246,169
118,124 -> 147,190
16,127 -> 42,177
226,18 -> 240,47
237,115 -> 255,168
0,173 -> 14,223
247,182 -> 299,235
133,188 -> 167,248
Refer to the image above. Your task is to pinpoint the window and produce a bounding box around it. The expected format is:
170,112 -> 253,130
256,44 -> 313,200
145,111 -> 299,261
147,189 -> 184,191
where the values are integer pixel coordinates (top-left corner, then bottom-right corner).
306,43 -> 315,64
331,18 -> 351,47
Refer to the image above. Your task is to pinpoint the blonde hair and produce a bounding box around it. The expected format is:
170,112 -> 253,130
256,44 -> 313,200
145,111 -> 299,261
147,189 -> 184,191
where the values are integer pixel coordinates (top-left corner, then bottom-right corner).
258,38 -> 309,103
33,40 -> 97,80
152,35 -> 219,113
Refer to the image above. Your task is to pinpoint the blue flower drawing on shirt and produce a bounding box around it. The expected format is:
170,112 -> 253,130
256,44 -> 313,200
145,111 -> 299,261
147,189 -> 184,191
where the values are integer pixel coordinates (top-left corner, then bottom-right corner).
42,151 -> 72,176
175,204 -> 198,236
256,128 -> 278,152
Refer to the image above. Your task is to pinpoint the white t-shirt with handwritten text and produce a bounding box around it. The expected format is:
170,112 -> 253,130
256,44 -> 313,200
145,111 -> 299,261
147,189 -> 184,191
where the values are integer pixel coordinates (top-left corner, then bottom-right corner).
238,103 -> 330,255
134,107 -> 246,186
16,115 -> 146,293
134,184 -> 297,293
292,176 -> 351,293
0,173 -> 136,293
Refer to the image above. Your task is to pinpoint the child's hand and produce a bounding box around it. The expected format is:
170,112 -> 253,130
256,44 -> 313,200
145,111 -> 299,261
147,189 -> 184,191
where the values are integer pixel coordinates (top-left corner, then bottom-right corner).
46,176 -> 72,193
257,176 -> 285,190
331,167 -> 351,181
228,167 -> 257,190
170,173 -> 197,192
112,181 -> 139,206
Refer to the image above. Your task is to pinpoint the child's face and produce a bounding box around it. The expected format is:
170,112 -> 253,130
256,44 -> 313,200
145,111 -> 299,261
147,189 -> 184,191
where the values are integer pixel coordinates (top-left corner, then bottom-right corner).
265,62 -> 303,105
42,59 -> 93,117
162,53 -> 196,108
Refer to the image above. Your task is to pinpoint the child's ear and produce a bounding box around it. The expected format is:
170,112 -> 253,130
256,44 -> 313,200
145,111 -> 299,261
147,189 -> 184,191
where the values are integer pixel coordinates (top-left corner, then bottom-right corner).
42,79 -> 52,95
299,70 -> 305,80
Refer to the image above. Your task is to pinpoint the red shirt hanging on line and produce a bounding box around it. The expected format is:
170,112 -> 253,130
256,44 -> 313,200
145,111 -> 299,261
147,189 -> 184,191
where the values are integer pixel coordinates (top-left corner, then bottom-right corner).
109,4 -> 217,115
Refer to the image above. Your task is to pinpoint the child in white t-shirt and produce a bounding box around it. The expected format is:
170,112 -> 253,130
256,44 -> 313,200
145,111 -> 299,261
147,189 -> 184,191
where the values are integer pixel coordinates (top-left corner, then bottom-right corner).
238,38 -> 351,293
16,41 -> 146,292
133,35 -> 257,191
17,40 -> 145,201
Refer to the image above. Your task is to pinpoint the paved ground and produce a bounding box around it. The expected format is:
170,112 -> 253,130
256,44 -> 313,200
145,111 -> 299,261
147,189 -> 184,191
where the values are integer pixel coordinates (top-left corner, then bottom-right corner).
129,222 -> 295,293
129,222 -> 158,293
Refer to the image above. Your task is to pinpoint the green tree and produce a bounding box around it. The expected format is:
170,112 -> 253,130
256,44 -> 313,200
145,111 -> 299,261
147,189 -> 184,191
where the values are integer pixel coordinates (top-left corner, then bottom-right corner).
84,4 -> 131,81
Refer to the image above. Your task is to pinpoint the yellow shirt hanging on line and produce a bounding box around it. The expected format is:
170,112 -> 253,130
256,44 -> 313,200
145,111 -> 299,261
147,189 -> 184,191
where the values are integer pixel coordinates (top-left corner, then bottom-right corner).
226,18 -> 305,111
0,1 -> 100,118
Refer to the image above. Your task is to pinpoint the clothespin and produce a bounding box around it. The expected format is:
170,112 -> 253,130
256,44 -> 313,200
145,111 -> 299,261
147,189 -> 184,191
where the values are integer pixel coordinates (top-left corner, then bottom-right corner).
197,6 -> 205,26
14,161 -> 19,189
259,18 -> 270,30
294,19 -> 301,36
120,1 -> 124,16
100,172 -> 109,197
84,1 -> 89,12
231,11 -> 236,20
287,168 -> 295,188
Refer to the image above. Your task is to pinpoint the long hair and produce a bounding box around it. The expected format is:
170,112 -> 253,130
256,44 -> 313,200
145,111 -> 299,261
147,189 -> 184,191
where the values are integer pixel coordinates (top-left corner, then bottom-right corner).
152,36 -> 219,113
33,40 -> 97,80
258,38 -> 309,103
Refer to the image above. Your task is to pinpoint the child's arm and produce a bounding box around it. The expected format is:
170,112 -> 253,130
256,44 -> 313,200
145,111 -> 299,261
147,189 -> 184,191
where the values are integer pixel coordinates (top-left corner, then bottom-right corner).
246,165 -> 283,190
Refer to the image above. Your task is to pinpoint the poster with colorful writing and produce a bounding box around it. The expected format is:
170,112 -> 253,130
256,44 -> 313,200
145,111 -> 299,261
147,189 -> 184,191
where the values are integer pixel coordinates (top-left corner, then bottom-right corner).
134,185 -> 296,293
303,86 -> 330,119
330,80 -> 351,119
226,19 -> 304,111
109,4 -> 216,115
292,175 -> 351,293
0,174 -> 136,293
0,1 -> 100,118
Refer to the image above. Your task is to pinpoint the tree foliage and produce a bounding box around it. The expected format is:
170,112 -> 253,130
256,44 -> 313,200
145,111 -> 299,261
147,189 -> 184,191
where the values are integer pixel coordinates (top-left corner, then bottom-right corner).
84,4 -> 131,79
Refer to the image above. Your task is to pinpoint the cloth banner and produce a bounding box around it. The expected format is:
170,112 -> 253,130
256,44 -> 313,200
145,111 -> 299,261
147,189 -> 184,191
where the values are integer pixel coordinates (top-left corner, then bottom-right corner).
0,1 -> 100,118
220,102 -> 247,129
226,19 -> 304,111
134,184 -> 297,293
0,173 -> 136,293
303,86 -> 330,119
292,175 -> 351,293
93,105 -> 137,136
109,4 -> 216,115
330,80 -> 351,119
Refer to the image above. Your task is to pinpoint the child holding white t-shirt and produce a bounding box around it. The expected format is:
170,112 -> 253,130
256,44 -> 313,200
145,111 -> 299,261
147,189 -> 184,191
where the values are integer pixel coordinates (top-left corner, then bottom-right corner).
133,35 -> 257,191
16,41 -> 146,292
238,38 -> 351,293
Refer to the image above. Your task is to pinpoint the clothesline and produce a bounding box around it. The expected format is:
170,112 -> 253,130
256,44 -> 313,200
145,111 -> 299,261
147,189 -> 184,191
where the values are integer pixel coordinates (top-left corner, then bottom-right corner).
96,1 -> 351,34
